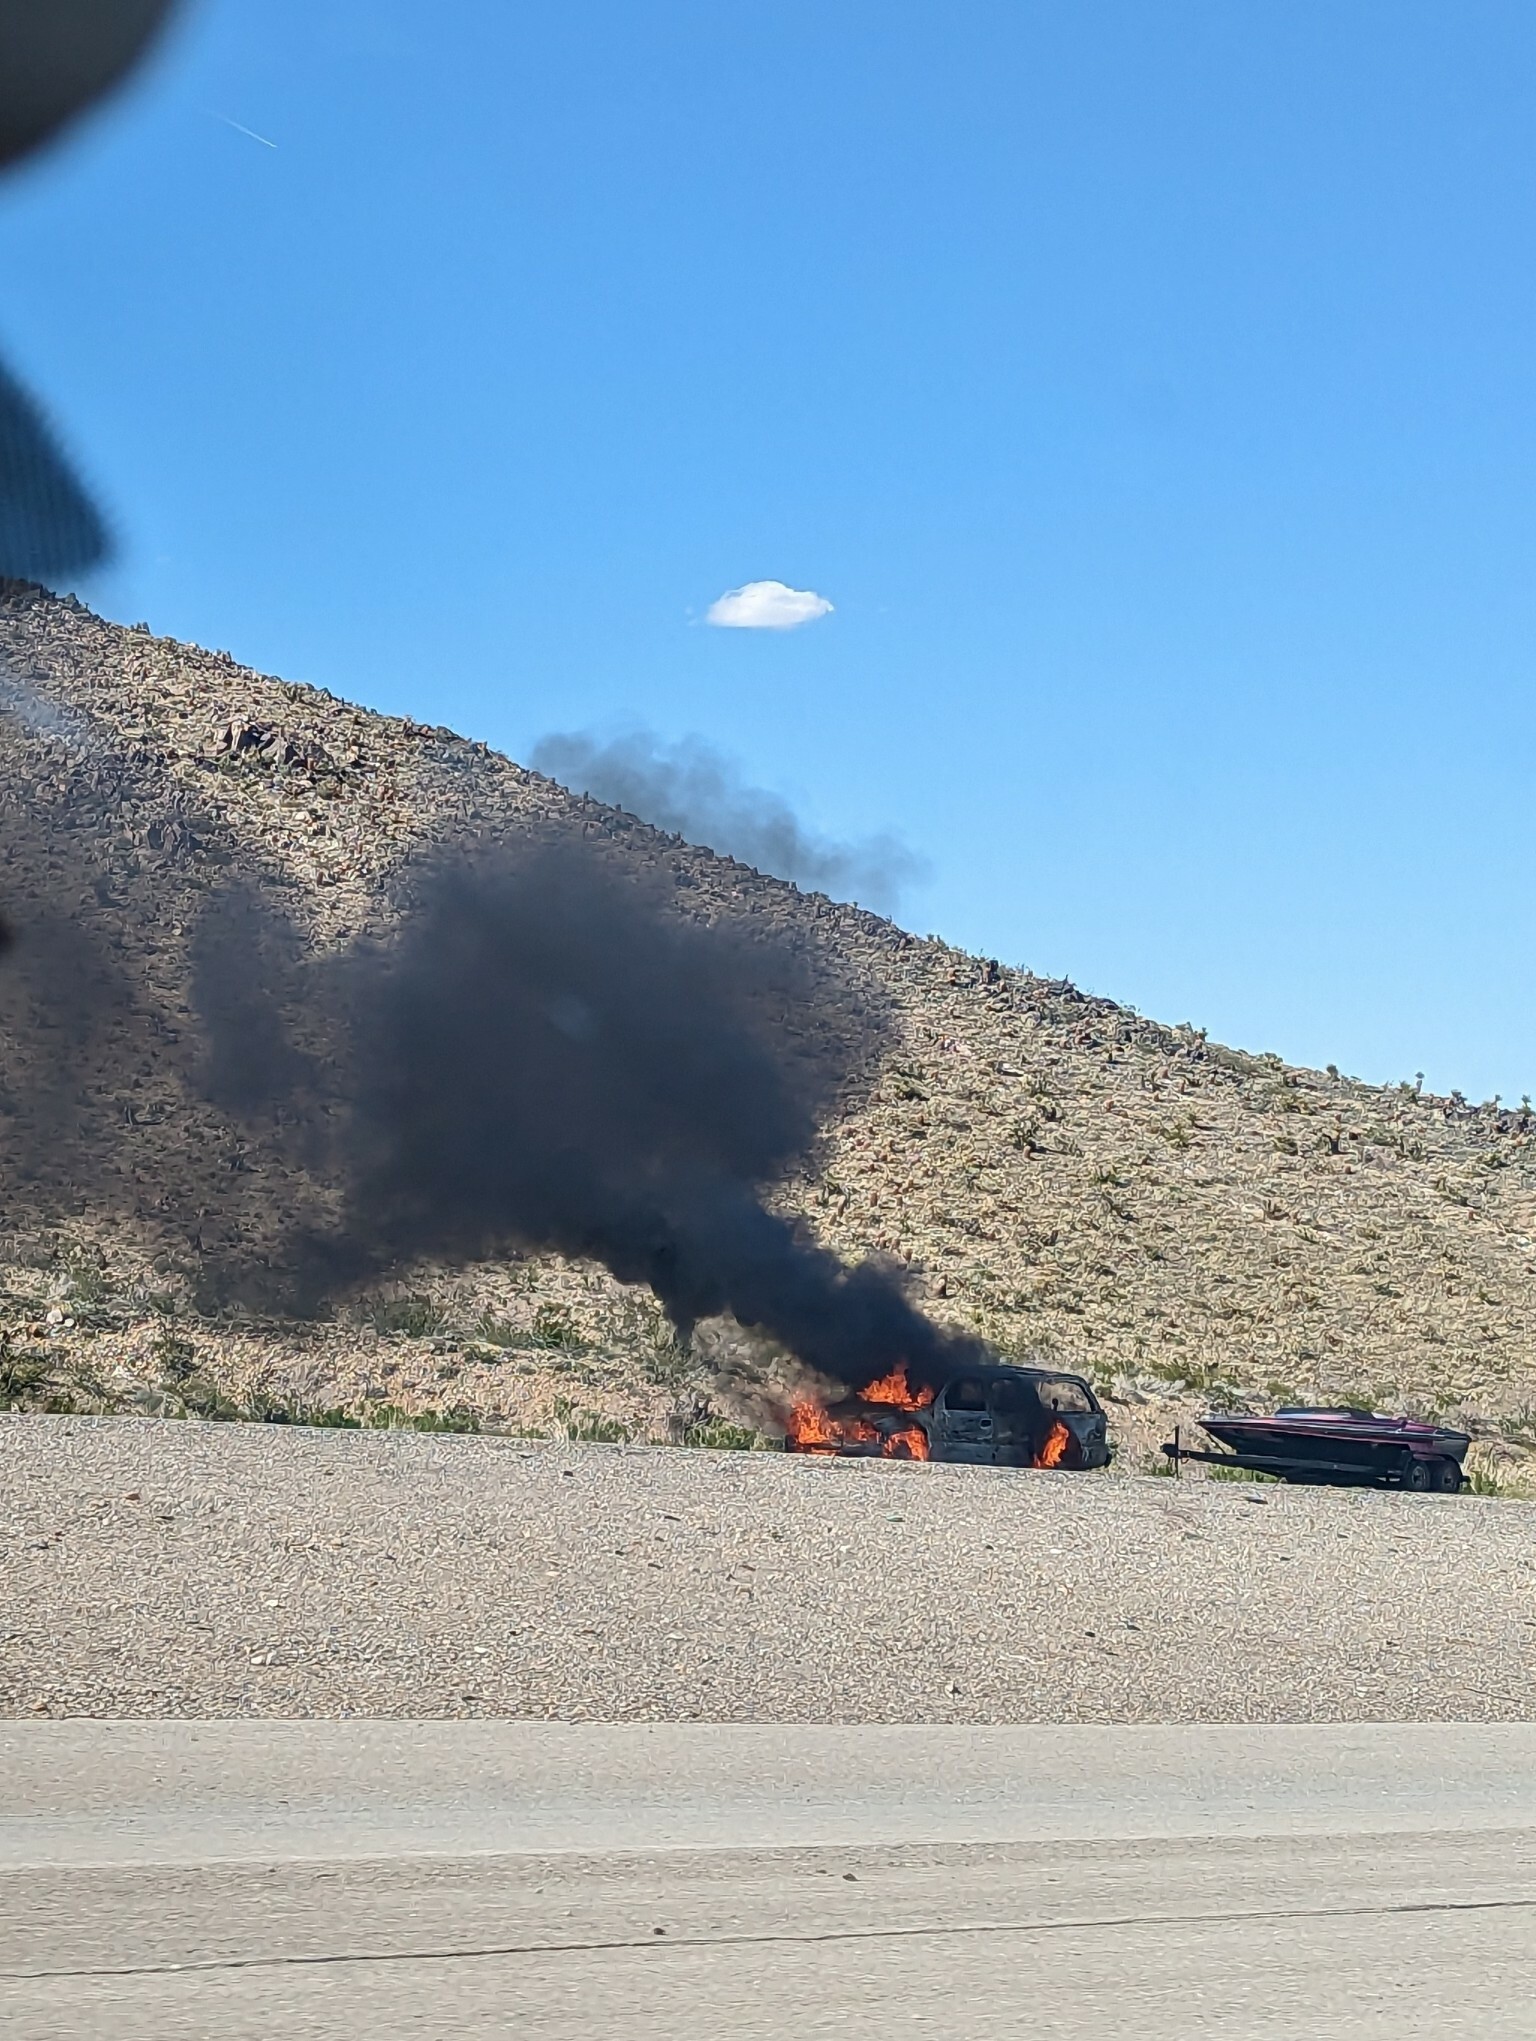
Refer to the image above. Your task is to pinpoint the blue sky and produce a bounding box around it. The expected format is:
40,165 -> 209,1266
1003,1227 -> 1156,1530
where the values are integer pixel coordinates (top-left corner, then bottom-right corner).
3,0 -> 1535,1101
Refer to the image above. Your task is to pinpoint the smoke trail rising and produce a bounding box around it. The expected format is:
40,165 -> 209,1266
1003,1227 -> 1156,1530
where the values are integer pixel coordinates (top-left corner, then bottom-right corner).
532,729 -> 928,916
196,841 -> 979,1391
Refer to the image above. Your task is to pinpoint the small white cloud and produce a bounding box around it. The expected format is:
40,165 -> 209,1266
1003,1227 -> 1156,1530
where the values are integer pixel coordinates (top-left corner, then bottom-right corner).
705,579 -> 834,630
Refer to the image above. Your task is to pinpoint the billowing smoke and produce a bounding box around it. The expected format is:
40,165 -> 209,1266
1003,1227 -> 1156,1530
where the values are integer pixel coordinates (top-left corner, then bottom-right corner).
0,9 -> 973,1397
197,841 -> 978,1393
531,729 -> 929,916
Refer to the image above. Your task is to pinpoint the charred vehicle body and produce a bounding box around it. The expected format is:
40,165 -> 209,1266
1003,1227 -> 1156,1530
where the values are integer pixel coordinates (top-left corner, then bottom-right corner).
1164,1407 -> 1471,1491
785,1363 -> 1112,1470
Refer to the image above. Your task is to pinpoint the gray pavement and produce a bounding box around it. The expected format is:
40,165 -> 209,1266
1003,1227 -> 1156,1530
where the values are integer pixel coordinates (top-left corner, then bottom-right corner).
3,1723 -> 1535,2037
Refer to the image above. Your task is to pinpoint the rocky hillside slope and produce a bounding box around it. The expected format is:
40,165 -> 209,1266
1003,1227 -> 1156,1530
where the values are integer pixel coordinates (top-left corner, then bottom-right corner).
3,580 -> 1535,1482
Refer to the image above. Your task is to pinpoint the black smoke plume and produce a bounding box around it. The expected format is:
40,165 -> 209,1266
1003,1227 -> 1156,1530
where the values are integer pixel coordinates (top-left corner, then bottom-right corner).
198,841 -> 978,1393
531,729 -> 929,917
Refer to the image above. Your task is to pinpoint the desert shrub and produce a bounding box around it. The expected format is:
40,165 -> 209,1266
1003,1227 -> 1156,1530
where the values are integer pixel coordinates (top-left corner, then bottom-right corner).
357,1294 -> 454,1337
246,1388 -> 362,1428
526,1305 -> 594,1352
366,1403 -> 482,1434
152,1331 -> 199,1383
471,1311 -> 524,1348
551,1396 -> 630,1443
0,1339 -> 50,1407
177,1374 -> 241,1421
683,1419 -> 762,1451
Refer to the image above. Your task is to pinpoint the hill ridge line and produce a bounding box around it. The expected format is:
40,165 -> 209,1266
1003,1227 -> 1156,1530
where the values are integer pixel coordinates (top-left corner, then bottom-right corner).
2,578 -> 1534,1481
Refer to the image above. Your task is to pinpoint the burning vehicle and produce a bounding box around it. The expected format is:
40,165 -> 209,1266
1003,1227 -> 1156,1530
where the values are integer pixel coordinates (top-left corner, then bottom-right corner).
1163,1407 -> 1471,1491
785,1362 -> 1112,1470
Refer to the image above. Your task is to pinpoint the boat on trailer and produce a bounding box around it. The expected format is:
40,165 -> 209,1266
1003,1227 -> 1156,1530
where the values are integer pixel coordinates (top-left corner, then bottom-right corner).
1163,1407 -> 1470,1491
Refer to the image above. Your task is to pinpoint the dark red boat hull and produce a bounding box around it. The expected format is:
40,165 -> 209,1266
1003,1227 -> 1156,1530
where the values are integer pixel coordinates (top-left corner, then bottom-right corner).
1170,1408 -> 1471,1489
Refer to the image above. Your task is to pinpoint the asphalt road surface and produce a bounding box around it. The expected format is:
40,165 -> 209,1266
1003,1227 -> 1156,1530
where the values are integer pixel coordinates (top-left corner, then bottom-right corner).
4,1722 -> 1534,2038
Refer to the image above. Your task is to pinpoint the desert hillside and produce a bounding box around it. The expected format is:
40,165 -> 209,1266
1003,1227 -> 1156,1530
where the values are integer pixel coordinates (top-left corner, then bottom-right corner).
3,579 -> 1535,1481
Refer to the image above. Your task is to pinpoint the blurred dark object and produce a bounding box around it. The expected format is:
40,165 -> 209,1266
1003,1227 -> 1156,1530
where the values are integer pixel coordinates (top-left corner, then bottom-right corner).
0,0 -> 181,170
0,1 -> 183,578
0,358 -> 109,577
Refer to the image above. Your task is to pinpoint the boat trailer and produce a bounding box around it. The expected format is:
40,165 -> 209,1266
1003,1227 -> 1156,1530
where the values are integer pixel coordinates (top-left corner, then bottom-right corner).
1163,1407 -> 1470,1492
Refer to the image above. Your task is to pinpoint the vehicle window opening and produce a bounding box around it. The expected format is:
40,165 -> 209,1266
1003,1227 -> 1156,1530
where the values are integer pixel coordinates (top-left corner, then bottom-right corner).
1036,1376 -> 1094,1414
947,1378 -> 989,1411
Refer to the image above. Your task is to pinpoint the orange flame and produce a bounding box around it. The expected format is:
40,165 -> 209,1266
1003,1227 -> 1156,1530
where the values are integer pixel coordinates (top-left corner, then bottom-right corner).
1037,1420 -> 1071,1469
786,1361 -> 933,1460
881,1422 -> 931,1461
859,1362 -> 936,1409
786,1398 -> 843,1452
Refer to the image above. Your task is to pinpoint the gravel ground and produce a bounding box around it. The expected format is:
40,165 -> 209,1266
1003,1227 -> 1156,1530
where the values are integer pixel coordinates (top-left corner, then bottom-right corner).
3,1414 -> 1533,1722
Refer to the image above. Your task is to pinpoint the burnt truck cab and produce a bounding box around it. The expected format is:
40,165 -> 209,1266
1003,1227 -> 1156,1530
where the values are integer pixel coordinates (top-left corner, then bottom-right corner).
928,1365 -> 1112,1470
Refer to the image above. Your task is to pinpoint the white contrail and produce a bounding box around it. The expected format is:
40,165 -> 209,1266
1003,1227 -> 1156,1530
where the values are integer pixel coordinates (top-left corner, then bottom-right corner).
217,114 -> 277,149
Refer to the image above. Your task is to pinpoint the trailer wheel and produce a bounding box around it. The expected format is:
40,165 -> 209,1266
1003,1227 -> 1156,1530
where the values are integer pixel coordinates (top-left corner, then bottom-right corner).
1401,1458 -> 1431,1493
1430,1458 -> 1462,1494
